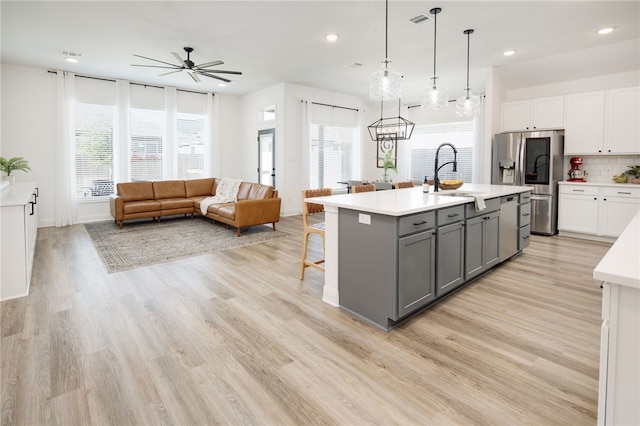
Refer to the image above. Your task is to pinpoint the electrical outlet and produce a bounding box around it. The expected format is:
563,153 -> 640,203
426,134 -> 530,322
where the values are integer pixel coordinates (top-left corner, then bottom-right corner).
358,213 -> 371,225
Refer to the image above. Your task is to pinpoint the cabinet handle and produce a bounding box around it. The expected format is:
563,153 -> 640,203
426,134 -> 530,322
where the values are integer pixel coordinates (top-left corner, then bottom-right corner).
29,201 -> 35,216
522,213 -> 530,217
35,187 -> 39,198
594,197 -> 597,200
618,192 -> 631,195
603,198 -> 607,201
507,197 -> 514,201
447,213 -> 459,218
413,220 -> 428,226
572,189 -> 585,192
32,193 -> 37,204
523,236 -> 529,240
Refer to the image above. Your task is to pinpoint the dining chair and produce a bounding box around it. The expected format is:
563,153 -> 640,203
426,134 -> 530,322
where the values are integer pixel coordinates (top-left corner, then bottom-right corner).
395,181 -> 415,189
351,184 -> 376,193
300,188 -> 332,280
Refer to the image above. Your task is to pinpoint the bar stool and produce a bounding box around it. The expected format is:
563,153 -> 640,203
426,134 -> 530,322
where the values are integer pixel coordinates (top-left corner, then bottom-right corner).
300,188 -> 332,279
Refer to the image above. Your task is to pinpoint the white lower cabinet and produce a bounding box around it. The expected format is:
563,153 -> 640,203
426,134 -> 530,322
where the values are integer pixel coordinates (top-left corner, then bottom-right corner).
559,183 -> 640,239
1,183 -> 39,301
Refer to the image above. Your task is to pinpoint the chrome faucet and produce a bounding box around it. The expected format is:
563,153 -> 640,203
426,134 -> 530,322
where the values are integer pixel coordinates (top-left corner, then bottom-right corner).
433,143 -> 458,192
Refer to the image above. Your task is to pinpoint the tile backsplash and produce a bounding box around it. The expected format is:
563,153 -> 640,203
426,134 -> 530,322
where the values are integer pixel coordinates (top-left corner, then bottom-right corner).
563,155 -> 640,183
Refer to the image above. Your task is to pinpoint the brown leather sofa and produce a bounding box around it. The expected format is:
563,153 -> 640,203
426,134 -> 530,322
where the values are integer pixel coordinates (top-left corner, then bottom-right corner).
109,178 -> 281,236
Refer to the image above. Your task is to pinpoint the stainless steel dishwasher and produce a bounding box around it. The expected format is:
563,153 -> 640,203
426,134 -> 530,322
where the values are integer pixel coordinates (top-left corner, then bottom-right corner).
499,195 -> 518,262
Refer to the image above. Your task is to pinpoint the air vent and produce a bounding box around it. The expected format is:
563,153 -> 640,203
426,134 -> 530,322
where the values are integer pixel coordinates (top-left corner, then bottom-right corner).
347,63 -> 363,68
62,51 -> 83,59
409,14 -> 430,24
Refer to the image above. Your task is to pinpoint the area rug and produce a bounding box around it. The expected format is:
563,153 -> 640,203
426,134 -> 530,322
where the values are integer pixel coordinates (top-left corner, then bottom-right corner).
84,217 -> 291,273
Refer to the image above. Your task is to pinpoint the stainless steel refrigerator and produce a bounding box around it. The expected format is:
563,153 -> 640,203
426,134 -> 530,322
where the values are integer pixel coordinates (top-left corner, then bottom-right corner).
491,130 -> 564,235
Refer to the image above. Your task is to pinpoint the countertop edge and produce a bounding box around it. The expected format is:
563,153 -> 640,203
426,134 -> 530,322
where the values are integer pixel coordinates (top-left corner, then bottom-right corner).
593,211 -> 640,289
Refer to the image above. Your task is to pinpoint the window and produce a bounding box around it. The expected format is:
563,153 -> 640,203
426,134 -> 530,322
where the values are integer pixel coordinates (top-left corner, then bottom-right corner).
409,121 -> 474,183
75,103 -> 114,198
176,112 -> 205,179
310,123 -> 354,189
130,108 -> 163,181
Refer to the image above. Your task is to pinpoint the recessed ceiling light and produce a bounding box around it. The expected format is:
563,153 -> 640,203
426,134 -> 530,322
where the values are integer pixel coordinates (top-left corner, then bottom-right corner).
598,27 -> 614,35
503,50 -> 516,56
326,33 -> 339,42
218,83 -> 227,87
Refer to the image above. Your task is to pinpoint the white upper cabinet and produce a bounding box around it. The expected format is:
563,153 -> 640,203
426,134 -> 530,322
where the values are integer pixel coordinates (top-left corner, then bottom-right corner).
564,91 -> 605,154
565,86 -> 640,155
501,96 -> 564,132
606,86 -> 640,154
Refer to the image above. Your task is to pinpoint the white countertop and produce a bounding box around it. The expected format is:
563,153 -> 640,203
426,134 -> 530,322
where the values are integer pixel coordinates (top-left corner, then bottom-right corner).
0,182 -> 38,207
559,181 -> 640,188
594,212 -> 640,289
309,184 -> 531,216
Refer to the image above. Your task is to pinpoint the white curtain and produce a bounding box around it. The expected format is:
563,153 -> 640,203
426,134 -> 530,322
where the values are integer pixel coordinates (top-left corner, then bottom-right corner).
300,100 -> 312,189
203,93 -> 214,176
164,87 -> 177,179
353,108 -> 364,180
471,96 -> 486,183
53,71 -> 77,227
114,80 -> 130,184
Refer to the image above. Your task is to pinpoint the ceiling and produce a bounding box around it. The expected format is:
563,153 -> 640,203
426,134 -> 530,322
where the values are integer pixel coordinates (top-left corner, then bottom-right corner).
2,1 -> 639,106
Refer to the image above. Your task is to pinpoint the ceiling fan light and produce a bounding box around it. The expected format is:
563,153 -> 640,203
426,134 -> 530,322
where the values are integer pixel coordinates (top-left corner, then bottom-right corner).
456,89 -> 481,117
370,60 -> 402,101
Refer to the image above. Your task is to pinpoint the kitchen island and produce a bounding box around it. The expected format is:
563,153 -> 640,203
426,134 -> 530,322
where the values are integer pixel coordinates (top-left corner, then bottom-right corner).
594,212 -> 640,426
309,183 -> 532,330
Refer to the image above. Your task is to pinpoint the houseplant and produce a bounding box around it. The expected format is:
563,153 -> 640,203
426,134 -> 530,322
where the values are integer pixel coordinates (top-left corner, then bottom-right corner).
0,156 -> 31,184
626,165 -> 640,184
378,149 -> 397,182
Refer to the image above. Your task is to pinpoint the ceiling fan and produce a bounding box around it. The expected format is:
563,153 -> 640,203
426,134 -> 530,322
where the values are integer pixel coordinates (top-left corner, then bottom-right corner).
132,46 -> 242,83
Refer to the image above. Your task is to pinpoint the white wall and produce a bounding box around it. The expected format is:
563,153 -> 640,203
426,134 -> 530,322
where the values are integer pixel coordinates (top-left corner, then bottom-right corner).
1,63 -> 57,226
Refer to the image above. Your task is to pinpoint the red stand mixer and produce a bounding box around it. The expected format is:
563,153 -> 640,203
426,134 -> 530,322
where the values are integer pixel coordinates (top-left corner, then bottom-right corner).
568,157 -> 587,182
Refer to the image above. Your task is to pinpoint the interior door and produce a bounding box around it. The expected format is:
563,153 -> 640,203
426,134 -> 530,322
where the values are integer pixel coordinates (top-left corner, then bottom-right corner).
258,128 -> 276,188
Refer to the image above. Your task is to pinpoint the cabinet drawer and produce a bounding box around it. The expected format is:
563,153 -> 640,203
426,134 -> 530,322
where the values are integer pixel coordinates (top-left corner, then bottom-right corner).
601,186 -> 640,198
519,192 -> 531,204
398,211 -> 435,237
519,202 -> 531,226
465,198 -> 500,218
519,224 -> 531,250
560,184 -> 598,196
437,205 -> 464,226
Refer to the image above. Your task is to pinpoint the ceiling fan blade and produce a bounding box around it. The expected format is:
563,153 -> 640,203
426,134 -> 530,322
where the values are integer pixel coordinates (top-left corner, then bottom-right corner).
171,52 -> 185,65
196,72 -> 232,83
131,64 -> 183,70
159,69 -> 184,76
196,60 -> 224,68
199,69 -> 242,75
188,72 -> 200,82
132,54 -> 180,68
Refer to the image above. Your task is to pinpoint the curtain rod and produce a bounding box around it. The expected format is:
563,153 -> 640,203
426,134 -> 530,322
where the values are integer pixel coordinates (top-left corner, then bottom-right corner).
47,70 -> 214,96
407,94 -> 485,109
302,100 -> 359,112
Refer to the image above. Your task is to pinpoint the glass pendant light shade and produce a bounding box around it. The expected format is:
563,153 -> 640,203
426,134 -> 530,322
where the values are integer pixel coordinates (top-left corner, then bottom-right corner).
456,88 -> 481,117
421,7 -> 448,110
369,0 -> 402,101
421,77 -> 449,110
456,29 -> 481,117
370,60 -> 402,101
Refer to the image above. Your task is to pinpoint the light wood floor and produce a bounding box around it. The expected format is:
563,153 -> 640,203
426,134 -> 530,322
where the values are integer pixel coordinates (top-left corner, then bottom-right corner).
1,215 -> 611,425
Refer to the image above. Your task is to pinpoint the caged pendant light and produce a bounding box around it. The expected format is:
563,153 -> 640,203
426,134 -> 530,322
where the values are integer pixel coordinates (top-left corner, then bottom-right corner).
369,0 -> 402,101
456,29 -> 482,117
421,7 -> 449,110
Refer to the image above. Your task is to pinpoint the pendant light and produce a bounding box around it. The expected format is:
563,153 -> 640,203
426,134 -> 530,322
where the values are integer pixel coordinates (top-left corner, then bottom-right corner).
420,7 -> 448,110
456,29 -> 482,117
368,98 -> 415,141
369,0 -> 402,101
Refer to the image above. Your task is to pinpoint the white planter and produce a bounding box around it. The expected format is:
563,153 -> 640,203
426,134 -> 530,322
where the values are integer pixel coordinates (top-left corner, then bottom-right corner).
2,176 -> 15,185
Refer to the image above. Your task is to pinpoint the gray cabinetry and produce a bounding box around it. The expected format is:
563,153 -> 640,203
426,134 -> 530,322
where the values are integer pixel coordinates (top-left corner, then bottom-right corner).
338,208 -> 436,330
436,205 -> 465,297
398,230 -> 436,317
518,195 -> 532,250
465,210 -> 500,281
